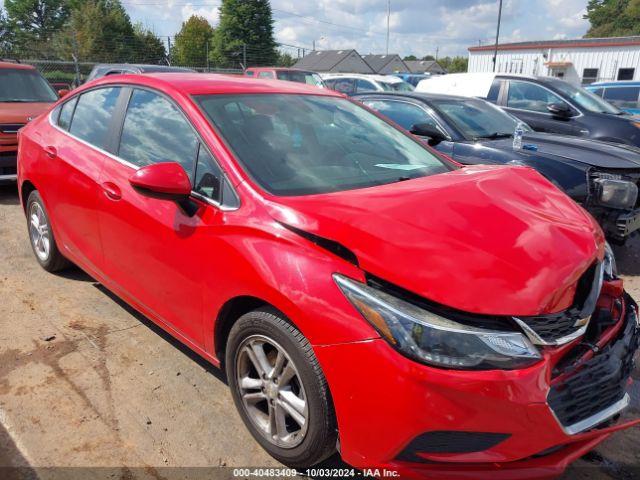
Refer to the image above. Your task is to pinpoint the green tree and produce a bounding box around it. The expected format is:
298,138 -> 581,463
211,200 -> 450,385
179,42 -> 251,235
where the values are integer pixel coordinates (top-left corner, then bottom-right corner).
211,0 -> 277,68
422,54 -> 436,61
276,51 -> 295,67
403,54 -> 417,61
53,0 -> 142,62
585,0 -> 640,37
172,15 -> 214,67
436,56 -> 467,73
0,8 -> 13,54
4,0 -> 70,41
133,23 -> 166,64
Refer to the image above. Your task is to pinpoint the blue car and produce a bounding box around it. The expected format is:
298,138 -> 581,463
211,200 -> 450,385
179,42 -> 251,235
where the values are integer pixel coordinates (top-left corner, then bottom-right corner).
586,81 -> 640,115
393,73 -> 430,87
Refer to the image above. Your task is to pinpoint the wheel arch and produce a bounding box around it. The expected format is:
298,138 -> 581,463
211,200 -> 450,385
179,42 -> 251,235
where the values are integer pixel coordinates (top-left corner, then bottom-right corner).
214,295 -> 284,364
20,179 -> 37,213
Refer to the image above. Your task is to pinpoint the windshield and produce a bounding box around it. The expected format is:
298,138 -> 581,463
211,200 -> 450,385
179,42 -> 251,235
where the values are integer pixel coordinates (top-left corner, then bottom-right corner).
549,79 -> 622,115
386,81 -> 415,92
432,97 -> 532,140
196,94 -> 450,196
0,69 -> 58,102
276,71 -> 325,88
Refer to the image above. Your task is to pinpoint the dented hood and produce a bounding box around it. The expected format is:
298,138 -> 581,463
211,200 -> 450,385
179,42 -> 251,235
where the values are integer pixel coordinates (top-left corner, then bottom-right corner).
267,165 -> 604,316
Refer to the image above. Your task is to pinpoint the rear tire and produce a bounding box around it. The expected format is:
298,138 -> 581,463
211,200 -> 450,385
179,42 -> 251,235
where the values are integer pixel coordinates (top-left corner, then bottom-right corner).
26,190 -> 70,272
226,308 -> 337,467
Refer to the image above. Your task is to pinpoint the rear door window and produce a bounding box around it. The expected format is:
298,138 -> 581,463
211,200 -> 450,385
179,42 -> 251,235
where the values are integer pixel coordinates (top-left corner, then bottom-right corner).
506,80 -> 564,113
603,87 -> 640,110
356,79 -> 377,92
118,88 -> 199,175
69,87 -> 121,148
363,99 -> 442,133
258,71 -> 274,79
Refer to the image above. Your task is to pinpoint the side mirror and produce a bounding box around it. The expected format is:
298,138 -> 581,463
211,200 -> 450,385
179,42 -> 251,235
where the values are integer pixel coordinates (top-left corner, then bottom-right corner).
129,162 -> 192,200
57,89 -> 70,98
410,123 -> 447,144
547,102 -> 573,118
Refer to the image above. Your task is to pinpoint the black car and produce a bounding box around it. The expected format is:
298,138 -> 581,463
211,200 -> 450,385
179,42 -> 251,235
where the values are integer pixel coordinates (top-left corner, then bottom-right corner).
418,74 -> 640,148
356,91 -> 640,243
85,64 -> 195,82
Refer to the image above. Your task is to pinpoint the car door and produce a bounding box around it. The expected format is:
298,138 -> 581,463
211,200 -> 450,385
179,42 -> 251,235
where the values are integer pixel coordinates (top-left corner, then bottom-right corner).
44,86 -> 123,273
361,97 -> 455,156
502,79 -> 579,136
96,87 -> 229,347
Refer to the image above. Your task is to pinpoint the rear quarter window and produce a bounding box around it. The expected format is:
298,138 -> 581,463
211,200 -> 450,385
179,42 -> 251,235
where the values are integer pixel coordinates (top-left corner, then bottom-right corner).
57,96 -> 78,131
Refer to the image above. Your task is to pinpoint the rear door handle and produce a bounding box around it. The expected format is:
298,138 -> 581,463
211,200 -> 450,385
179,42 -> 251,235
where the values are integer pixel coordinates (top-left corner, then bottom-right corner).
44,146 -> 57,159
101,182 -> 122,201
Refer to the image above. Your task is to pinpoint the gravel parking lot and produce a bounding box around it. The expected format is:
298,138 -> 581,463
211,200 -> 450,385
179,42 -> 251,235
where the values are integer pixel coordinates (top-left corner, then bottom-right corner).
0,182 -> 639,480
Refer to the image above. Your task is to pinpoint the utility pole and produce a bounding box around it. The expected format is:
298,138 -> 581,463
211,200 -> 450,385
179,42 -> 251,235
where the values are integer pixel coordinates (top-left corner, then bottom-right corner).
386,0 -> 390,55
493,0 -> 503,72
435,46 -> 439,61
205,38 -> 210,71
242,43 -> 247,70
71,29 -> 81,87
167,36 -> 172,65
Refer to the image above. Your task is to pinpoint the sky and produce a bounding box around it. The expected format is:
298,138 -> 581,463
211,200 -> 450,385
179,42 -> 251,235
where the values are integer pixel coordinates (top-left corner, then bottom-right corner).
2,0 -> 592,58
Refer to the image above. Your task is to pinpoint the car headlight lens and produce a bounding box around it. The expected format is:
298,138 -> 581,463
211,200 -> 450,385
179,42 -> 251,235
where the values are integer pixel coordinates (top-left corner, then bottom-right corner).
334,275 -> 541,370
592,173 -> 638,209
604,242 -> 617,279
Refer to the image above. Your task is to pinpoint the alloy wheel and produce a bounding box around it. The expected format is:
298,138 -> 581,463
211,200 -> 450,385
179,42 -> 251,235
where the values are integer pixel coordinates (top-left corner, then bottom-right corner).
29,202 -> 50,262
235,335 -> 309,448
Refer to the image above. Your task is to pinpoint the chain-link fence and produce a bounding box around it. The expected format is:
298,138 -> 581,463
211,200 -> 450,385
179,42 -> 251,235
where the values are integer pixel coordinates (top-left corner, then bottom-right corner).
2,28 -> 311,86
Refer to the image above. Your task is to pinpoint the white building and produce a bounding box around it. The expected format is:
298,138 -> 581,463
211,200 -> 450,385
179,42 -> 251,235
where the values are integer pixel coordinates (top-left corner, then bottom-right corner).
468,36 -> 640,86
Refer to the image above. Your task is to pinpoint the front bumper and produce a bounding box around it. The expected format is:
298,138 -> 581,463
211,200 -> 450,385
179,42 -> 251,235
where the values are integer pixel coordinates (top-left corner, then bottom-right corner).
315,287 -> 639,479
589,206 -> 640,243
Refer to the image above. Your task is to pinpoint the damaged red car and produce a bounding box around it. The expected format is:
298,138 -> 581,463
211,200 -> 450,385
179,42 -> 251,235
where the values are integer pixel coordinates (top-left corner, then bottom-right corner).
17,73 -> 639,479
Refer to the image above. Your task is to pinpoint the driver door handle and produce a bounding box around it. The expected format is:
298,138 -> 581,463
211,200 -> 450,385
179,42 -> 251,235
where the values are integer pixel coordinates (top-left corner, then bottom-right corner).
101,182 -> 122,201
44,146 -> 57,159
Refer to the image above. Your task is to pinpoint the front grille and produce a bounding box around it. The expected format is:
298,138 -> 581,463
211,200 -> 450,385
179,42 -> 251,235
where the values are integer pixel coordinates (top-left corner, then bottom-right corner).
520,308 -> 585,343
548,302 -> 639,429
0,124 -> 24,134
0,165 -> 17,176
516,262 -> 602,345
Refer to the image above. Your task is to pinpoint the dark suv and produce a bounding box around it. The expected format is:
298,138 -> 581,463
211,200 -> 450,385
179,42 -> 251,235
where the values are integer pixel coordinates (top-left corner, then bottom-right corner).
419,73 -> 640,147
357,91 -> 640,243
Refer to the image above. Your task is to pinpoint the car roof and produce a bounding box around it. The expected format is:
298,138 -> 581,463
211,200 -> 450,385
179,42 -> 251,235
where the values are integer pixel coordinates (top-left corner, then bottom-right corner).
93,63 -> 193,72
321,73 -> 404,83
354,91 -> 480,103
0,61 -> 36,70
88,72 -> 342,97
247,67 -> 316,72
588,80 -> 640,87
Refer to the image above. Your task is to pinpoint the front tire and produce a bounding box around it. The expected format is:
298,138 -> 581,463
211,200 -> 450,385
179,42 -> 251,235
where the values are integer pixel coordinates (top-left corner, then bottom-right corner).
226,308 -> 337,467
26,190 -> 70,272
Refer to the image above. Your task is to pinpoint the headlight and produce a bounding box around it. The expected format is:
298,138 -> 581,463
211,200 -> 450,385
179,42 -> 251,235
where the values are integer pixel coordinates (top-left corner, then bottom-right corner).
334,275 -> 541,370
592,173 -> 638,209
604,242 -> 617,279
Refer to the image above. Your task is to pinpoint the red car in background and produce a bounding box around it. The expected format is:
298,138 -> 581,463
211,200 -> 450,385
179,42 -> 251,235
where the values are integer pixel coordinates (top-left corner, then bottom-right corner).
17,73 -> 640,478
0,61 -> 61,183
245,67 -> 326,88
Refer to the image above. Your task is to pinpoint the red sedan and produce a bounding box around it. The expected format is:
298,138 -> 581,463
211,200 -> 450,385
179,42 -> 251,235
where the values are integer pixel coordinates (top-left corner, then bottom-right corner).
17,73 -> 639,478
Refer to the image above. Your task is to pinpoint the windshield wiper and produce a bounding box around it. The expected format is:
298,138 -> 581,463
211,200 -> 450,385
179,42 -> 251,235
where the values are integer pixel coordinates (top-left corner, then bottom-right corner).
473,132 -> 513,140
0,99 -> 41,103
